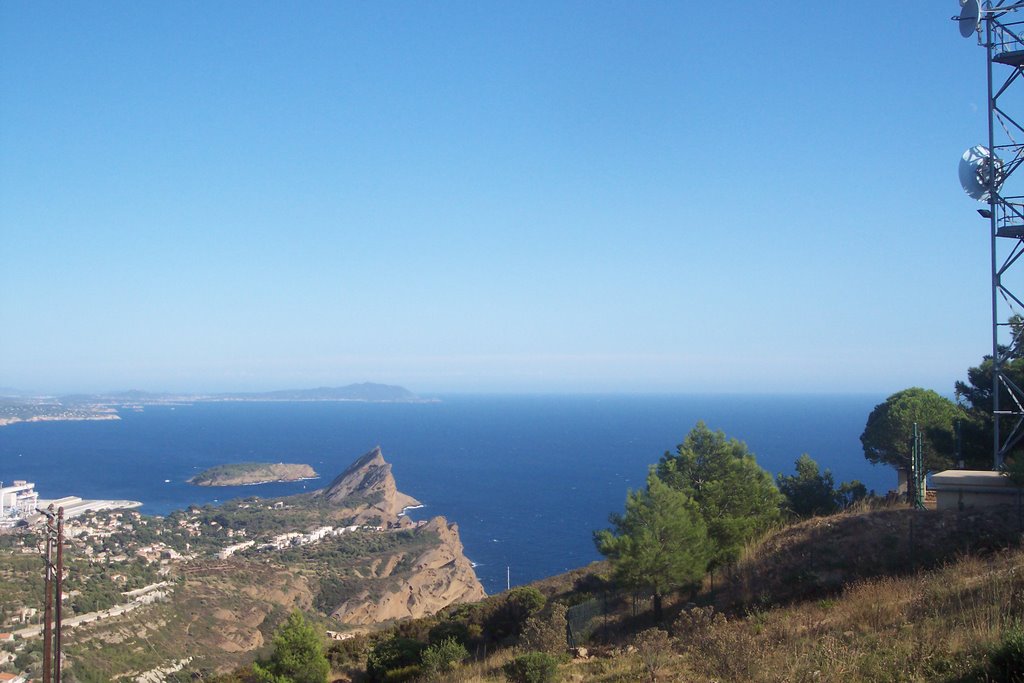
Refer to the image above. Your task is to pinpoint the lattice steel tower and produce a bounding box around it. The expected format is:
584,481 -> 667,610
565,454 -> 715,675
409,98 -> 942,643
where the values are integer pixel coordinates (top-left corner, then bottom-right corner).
958,0 -> 1024,469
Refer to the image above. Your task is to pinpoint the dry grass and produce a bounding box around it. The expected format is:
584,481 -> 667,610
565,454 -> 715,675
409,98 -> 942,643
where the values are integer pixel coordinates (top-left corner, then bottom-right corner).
442,505 -> 1024,683
556,546 -> 1024,682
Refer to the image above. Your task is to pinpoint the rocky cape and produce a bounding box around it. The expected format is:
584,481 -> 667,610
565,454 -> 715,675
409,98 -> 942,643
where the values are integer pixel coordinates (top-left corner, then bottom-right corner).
307,447 -> 485,621
314,446 -> 423,524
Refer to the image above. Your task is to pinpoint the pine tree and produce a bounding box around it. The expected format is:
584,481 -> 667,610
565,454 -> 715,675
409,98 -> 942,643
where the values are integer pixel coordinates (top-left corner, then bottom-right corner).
253,611 -> 330,683
656,422 -> 782,569
594,472 -> 711,620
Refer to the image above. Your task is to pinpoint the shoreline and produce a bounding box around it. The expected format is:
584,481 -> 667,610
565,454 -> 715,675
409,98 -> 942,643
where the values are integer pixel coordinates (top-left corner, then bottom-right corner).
0,414 -> 121,428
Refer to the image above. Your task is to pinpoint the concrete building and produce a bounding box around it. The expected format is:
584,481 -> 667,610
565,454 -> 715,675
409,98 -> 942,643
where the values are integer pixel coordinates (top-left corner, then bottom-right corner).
0,481 -> 38,520
931,470 -> 1020,510
217,540 -> 255,559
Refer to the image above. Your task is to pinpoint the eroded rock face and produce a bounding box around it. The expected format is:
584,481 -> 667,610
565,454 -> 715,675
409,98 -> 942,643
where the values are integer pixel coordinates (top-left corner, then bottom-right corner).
316,446 -> 421,523
313,447 -> 486,623
331,516 -> 486,624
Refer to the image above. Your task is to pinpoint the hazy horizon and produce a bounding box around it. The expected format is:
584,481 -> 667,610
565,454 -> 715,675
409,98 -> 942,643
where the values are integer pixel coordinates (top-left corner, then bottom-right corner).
0,380 -> 906,400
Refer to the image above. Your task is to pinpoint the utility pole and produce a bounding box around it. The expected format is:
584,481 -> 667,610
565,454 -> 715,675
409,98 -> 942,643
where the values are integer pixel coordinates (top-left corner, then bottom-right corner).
55,507 -> 64,683
38,504 -> 65,683
912,424 -> 926,511
41,506 -> 54,683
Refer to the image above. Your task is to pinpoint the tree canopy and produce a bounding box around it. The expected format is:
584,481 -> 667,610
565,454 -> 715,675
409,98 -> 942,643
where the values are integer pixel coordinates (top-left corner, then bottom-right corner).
955,317 -> 1024,468
594,472 -> 710,620
776,454 -> 867,518
655,422 -> 782,568
253,611 -> 329,683
860,388 -> 962,474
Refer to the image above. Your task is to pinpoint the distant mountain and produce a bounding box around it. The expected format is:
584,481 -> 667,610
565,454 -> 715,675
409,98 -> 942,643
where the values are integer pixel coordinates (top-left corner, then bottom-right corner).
43,383 -> 425,406
218,383 -> 420,402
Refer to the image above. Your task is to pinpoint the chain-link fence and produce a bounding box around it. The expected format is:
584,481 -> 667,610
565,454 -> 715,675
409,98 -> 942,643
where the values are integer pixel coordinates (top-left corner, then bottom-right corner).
565,590 -> 652,647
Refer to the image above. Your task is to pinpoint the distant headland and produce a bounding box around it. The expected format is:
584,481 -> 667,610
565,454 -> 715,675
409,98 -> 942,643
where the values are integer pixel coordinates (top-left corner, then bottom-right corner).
188,462 -> 319,487
0,382 -> 434,427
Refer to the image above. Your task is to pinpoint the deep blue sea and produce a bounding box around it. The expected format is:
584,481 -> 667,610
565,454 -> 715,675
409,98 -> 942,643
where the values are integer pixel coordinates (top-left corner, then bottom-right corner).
0,394 -> 891,594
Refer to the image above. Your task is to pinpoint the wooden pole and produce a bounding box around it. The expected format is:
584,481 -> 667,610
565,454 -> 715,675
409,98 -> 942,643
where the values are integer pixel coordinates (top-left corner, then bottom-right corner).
41,507 -> 54,683
55,507 -> 64,683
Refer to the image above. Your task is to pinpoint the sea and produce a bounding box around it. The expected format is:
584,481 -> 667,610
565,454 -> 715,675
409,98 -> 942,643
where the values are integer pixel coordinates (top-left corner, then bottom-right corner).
0,394 -> 892,594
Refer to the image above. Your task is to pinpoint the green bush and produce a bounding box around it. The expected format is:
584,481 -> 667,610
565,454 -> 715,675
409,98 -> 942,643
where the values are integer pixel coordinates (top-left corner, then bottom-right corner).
503,651 -> 560,683
519,604 -> 568,654
485,587 -> 546,643
420,636 -> 469,676
366,637 -> 426,682
325,634 -> 370,670
991,625 -> 1024,682
428,619 -> 473,647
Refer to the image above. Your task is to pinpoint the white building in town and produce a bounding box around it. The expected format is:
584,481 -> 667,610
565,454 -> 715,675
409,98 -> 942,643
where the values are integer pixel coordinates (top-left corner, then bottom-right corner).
0,481 -> 38,521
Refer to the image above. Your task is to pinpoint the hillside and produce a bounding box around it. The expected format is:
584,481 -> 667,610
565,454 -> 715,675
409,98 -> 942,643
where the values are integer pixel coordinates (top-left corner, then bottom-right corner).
320,502 -> 1024,683
0,448 -> 484,682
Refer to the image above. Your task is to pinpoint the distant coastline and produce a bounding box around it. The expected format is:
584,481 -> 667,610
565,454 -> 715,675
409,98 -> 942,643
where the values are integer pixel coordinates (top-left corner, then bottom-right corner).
0,382 -> 431,427
0,412 -> 121,428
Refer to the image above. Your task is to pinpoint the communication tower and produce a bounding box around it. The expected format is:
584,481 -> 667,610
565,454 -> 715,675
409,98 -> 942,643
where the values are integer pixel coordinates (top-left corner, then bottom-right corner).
958,0 -> 1024,468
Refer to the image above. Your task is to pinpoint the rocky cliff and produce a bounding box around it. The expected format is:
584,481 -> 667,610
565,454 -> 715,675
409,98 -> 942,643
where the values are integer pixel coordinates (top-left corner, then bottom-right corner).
312,447 -> 486,623
330,516 -> 486,624
315,446 -> 421,524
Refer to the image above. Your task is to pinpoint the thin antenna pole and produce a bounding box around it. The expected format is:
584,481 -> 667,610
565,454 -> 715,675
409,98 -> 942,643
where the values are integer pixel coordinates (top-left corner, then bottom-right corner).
956,419 -> 964,469
987,4 -> 1002,470
42,506 -> 54,683
506,566 -> 510,592
55,507 -> 64,683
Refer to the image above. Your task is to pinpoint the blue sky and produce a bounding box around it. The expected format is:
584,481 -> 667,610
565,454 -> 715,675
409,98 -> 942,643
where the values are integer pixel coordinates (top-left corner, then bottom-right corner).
0,2 -> 1002,394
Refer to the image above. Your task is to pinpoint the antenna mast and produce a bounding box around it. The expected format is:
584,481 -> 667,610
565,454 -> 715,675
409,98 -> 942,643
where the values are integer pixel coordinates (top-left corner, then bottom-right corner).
958,0 -> 1024,469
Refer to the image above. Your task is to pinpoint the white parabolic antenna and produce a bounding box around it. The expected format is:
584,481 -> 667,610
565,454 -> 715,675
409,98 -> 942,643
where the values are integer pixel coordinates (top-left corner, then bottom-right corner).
960,145 -> 1004,201
959,0 -> 981,38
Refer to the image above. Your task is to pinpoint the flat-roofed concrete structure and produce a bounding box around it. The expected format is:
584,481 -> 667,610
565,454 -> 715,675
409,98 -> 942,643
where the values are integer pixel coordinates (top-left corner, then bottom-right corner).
931,470 -> 1021,510
0,481 -> 38,518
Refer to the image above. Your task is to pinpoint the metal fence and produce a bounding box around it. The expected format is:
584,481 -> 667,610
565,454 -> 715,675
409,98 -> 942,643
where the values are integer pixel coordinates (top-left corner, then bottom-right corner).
565,589 -> 652,647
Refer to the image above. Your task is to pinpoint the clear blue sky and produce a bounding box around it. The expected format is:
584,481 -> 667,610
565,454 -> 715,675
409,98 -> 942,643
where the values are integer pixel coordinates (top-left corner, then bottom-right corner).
0,2 -> 999,394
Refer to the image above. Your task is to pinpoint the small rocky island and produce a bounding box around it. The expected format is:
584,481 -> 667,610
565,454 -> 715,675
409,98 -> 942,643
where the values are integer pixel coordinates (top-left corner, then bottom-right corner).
188,462 -> 318,486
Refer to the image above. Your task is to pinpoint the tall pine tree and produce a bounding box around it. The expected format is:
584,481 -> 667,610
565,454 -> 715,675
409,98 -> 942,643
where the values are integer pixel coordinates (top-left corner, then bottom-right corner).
656,422 -> 782,569
594,472 -> 711,621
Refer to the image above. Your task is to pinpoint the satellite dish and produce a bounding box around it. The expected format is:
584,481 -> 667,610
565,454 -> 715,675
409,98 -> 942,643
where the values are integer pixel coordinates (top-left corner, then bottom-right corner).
960,145 -> 1004,201
959,0 -> 981,38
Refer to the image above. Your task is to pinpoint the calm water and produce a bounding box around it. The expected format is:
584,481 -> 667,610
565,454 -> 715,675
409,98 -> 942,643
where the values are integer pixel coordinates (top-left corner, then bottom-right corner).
0,394 -> 890,593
